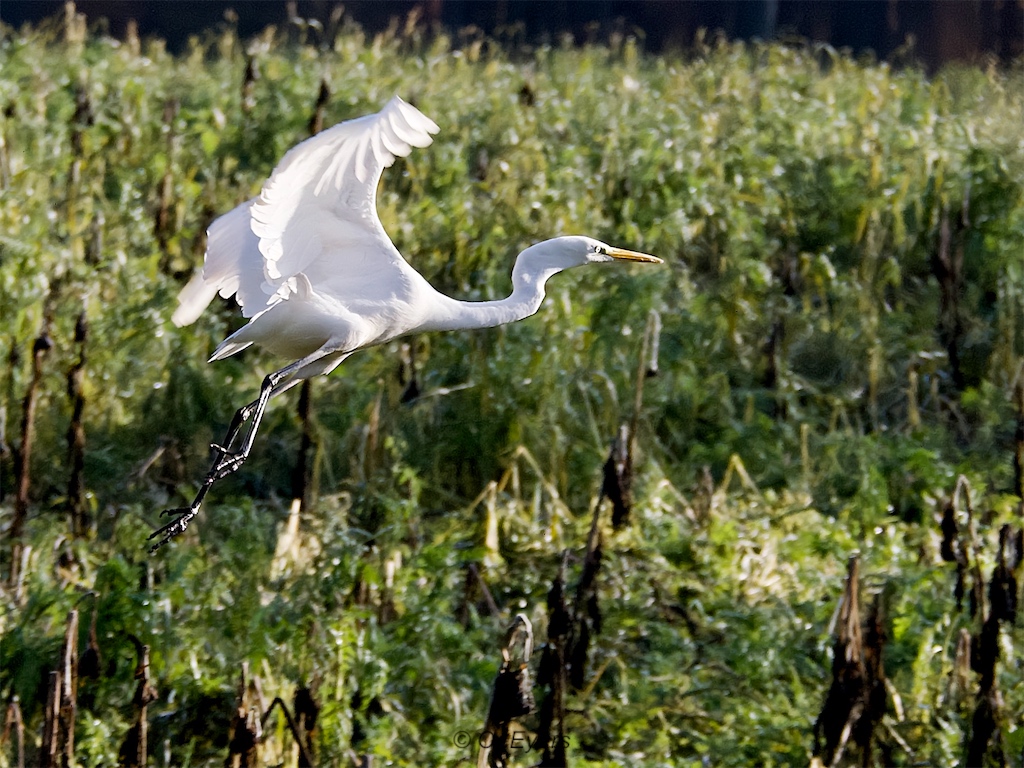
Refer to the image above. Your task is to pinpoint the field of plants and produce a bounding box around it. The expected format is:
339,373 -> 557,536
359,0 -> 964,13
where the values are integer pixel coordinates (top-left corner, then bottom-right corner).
1,6 -> 1023,767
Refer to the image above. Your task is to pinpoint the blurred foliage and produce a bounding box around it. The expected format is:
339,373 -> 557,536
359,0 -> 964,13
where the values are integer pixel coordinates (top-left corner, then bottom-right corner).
1,7 -> 1023,767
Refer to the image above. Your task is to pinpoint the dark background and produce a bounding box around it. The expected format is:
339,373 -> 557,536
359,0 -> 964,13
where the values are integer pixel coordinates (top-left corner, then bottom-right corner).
1,1 -> 1022,67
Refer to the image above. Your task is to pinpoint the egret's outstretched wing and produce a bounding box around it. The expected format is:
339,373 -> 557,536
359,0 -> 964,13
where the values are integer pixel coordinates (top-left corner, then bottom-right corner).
250,95 -> 439,307
173,96 -> 439,326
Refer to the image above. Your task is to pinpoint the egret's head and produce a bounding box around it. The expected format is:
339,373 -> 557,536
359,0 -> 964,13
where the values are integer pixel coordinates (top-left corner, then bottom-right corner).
513,236 -> 662,284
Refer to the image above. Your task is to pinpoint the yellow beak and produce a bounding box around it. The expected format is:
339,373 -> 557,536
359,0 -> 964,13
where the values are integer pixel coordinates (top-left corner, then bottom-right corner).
608,247 -> 663,264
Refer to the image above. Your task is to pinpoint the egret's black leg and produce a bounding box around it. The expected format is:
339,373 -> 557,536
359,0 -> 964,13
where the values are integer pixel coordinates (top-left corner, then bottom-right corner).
149,344 -> 344,553
208,395 -> 261,463
148,379 -> 276,552
206,374 -> 278,481
147,393 -> 262,552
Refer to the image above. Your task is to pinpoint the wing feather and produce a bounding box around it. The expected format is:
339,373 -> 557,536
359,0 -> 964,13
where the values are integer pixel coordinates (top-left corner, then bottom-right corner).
250,95 -> 439,302
175,96 -> 439,327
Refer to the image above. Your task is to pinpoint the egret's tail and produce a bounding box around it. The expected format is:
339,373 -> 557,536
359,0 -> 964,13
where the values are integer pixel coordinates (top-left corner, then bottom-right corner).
171,199 -> 266,327
209,337 -> 253,362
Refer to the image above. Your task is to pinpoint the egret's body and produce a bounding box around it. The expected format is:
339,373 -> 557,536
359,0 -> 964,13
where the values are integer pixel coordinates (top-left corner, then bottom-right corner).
151,96 -> 660,551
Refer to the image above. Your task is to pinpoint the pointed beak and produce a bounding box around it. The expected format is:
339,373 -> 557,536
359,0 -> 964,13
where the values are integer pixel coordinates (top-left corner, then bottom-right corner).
608,247 -> 663,264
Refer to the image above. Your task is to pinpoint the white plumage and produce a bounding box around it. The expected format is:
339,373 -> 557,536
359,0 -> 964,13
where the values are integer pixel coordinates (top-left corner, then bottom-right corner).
173,96 -> 442,374
152,95 -> 661,551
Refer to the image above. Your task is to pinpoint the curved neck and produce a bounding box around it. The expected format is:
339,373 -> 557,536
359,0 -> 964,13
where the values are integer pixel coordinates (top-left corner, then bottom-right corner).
423,265 -> 560,333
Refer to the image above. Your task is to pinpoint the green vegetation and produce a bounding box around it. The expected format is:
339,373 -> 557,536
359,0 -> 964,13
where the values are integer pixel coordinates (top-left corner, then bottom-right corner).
2,8 -> 1023,767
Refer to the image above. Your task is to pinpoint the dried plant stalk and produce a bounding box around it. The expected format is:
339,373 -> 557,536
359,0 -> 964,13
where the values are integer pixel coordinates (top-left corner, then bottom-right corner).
66,310 -> 88,536
41,609 -> 78,768
8,309 -> 55,589
118,637 -> 158,768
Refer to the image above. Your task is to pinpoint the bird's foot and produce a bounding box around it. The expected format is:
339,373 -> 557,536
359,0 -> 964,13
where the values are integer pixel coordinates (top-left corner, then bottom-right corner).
148,505 -> 201,553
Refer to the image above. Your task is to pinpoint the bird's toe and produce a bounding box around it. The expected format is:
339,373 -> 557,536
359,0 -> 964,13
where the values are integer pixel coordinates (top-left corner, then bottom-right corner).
149,506 -> 201,552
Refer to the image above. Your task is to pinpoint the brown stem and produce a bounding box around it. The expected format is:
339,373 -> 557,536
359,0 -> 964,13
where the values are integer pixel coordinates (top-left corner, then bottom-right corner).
118,636 -> 158,768
932,195 -> 969,392
0,103 -> 13,190
85,208 -> 104,266
226,662 -> 262,766
1,696 -> 25,768
8,309 -> 55,588
41,609 -> 79,768
569,515 -> 603,691
536,553 -> 570,767
478,615 -> 534,768
813,557 -> 865,767
953,475 -> 986,620
308,79 -> 330,137
40,672 -> 60,767
604,311 -> 659,530
241,58 -> 258,116
1013,367 -> 1024,511
60,611 -> 78,765
66,310 -> 88,537
67,82 -> 92,205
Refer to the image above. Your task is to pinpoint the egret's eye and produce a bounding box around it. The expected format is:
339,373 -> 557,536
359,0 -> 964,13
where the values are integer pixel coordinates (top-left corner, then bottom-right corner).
594,245 -> 606,255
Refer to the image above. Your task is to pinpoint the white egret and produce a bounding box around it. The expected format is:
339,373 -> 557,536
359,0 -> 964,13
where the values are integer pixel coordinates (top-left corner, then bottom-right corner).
151,95 -> 661,551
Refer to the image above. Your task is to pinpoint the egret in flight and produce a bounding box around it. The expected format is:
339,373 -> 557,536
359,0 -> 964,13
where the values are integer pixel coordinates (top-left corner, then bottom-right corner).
151,96 -> 661,551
